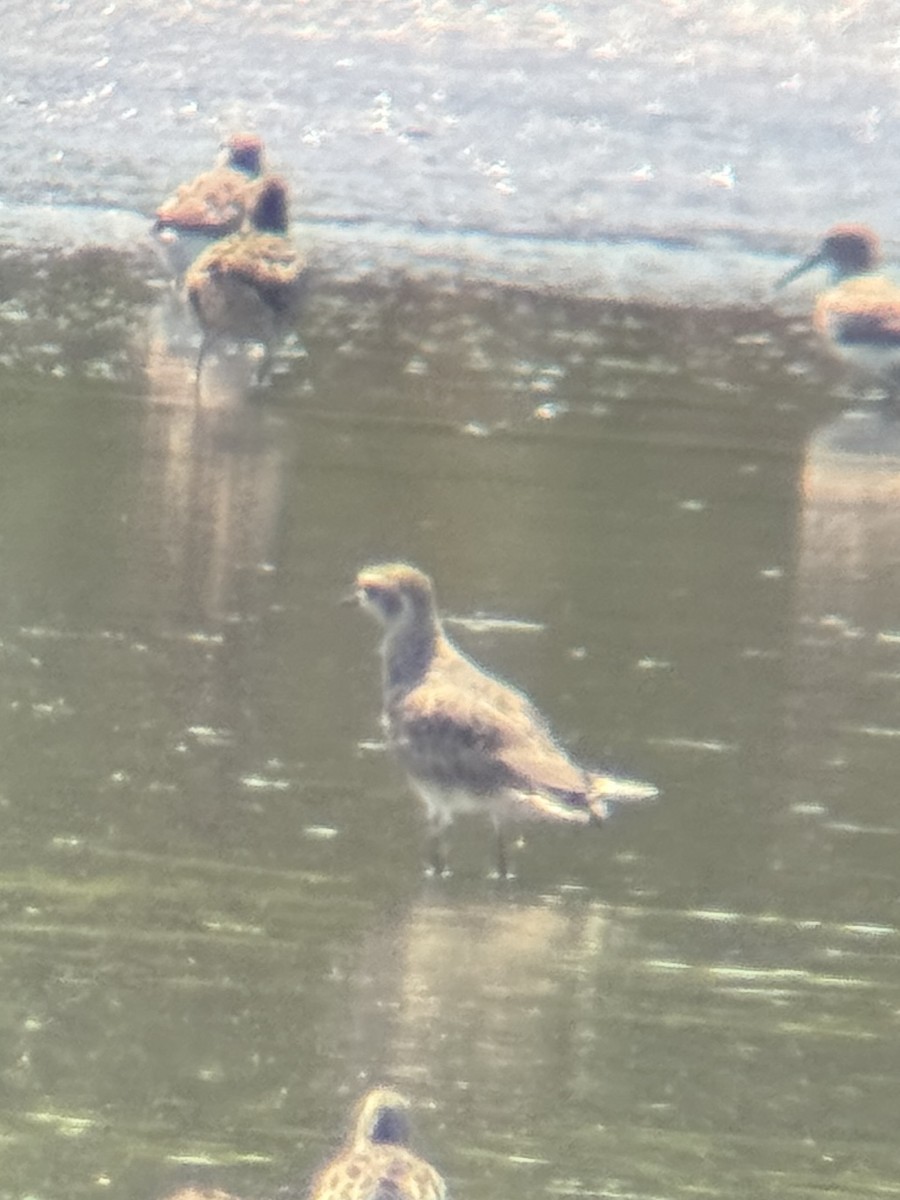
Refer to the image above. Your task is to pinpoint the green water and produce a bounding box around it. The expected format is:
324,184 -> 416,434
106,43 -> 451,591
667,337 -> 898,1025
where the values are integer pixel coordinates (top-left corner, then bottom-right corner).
0,247 -> 898,1200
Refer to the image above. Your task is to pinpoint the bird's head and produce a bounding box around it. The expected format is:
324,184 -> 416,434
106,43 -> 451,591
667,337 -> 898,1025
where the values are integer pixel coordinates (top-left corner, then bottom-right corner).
351,1087 -> 412,1147
249,176 -> 290,234
776,223 -> 881,289
348,563 -> 437,630
225,132 -> 264,175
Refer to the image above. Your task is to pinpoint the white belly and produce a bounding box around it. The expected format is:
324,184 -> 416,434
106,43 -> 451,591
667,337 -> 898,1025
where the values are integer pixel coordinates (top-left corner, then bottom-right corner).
411,781 -> 490,827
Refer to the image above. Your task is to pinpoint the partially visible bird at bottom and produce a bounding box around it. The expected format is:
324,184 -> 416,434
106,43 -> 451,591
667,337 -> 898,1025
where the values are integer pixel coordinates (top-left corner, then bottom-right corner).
307,1088 -> 446,1200
159,1190 -> 242,1200
348,561 -> 658,878
777,223 -> 900,405
185,175 -> 307,387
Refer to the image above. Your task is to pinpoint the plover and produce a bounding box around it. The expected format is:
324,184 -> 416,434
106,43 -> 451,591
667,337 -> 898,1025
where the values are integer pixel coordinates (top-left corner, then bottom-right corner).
154,133 -> 266,240
777,224 -> 900,401
307,1089 -> 446,1200
185,175 -> 307,383
349,562 -> 657,877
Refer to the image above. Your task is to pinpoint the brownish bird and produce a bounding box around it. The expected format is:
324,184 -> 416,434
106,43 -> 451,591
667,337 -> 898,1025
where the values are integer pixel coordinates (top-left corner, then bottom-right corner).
185,175 -> 307,383
307,1088 -> 446,1200
155,132 -> 266,239
348,562 -> 658,878
777,223 -> 900,401
159,1190 -> 242,1200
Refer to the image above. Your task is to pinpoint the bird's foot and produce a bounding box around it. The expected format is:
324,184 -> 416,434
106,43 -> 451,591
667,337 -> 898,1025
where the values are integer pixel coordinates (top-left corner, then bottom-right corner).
487,867 -> 516,882
424,862 -> 452,880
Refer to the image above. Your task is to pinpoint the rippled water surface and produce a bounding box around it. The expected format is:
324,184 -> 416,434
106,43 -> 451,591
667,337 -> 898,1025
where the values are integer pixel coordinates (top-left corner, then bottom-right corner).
2,4 -> 900,1200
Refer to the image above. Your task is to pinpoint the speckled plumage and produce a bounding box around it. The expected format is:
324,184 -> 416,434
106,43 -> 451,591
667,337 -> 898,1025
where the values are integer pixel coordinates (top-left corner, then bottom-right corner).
155,133 -> 266,238
778,224 -> 900,395
307,1089 -> 446,1200
160,1190 -> 242,1200
185,175 -> 306,381
350,562 -> 657,876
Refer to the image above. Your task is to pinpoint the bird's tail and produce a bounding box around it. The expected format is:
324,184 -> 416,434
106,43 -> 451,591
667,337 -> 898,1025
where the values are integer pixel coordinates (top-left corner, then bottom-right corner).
588,772 -> 659,823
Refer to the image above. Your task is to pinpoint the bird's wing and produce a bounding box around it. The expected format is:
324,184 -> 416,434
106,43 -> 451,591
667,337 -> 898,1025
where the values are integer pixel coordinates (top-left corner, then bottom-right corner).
394,683 -> 593,814
155,169 -> 250,231
184,233 -> 242,282
817,278 -> 900,345
832,307 -> 900,345
309,1150 -> 444,1200
365,1160 -> 446,1200
185,235 -> 305,317
216,234 -> 304,290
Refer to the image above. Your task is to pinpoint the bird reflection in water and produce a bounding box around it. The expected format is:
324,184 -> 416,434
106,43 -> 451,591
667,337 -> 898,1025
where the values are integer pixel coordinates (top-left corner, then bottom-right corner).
785,400 -> 900,861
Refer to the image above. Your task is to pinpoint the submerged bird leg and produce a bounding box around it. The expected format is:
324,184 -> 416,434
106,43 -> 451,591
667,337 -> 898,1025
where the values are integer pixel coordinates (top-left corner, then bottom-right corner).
493,825 -> 510,881
425,819 -> 450,878
195,332 -> 211,391
255,339 -> 274,387
882,373 -> 900,417
426,836 -> 447,878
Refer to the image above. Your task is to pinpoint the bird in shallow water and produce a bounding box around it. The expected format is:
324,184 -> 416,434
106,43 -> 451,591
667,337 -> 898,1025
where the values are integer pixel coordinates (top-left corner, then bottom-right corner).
777,224 -> 900,403
307,1088 -> 446,1200
185,175 -> 307,384
154,132 -> 266,240
348,562 -> 658,878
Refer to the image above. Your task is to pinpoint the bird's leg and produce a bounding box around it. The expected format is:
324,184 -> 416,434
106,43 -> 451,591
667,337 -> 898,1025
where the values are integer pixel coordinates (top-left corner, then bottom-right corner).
425,817 -> 450,878
195,333 -> 210,394
255,340 -> 274,387
491,824 -> 514,881
882,383 -> 900,420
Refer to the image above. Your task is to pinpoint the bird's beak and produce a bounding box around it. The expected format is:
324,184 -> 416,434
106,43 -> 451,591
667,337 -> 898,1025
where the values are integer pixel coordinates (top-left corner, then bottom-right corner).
339,585 -> 361,607
774,250 -> 823,291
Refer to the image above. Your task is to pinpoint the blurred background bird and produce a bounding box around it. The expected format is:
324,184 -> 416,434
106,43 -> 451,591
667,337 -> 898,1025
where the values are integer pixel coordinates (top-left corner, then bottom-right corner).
185,174 -> 307,387
777,223 -> 900,404
153,133 -> 267,275
306,1088 -> 446,1200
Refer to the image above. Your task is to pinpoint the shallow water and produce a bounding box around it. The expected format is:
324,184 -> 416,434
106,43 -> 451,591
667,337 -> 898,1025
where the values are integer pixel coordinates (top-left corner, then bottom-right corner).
3,4 -> 900,1200
6,0 -> 900,249
2,248 -> 899,1200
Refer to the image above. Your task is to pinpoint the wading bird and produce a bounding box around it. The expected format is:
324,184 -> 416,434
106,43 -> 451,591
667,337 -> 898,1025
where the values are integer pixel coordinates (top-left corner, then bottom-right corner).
185,175 -> 306,385
777,224 -> 900,402
155,133 -> 266,239
348,562 -> 657,878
